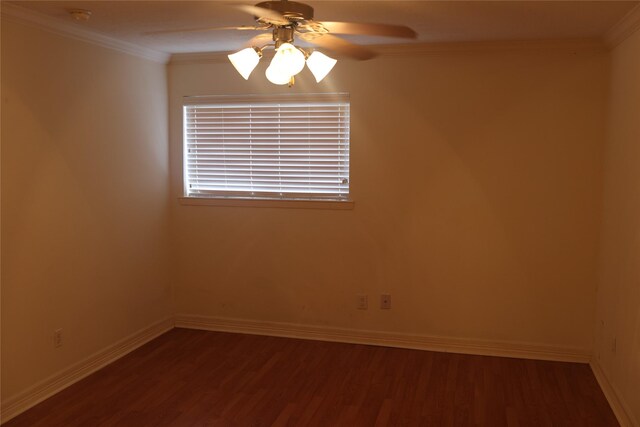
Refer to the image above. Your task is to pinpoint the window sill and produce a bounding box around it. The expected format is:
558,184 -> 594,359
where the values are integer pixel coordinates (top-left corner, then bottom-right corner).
178,197 -> 354,210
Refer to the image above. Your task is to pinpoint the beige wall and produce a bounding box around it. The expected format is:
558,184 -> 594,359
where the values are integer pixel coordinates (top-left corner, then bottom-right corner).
596,28 -> 640,425
3,12 -> 632,419
169,47 -> 608,352
1,20 -> 171,401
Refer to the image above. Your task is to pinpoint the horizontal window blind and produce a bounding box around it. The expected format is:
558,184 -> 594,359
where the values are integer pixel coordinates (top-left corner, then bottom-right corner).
183,95 -> 350,200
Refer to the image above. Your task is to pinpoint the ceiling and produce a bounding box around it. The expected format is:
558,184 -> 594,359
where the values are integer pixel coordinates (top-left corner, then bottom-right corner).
6,1 -> 639,54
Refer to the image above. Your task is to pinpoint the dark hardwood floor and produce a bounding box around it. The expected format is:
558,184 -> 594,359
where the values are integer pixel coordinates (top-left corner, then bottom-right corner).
4,328 -> 618,426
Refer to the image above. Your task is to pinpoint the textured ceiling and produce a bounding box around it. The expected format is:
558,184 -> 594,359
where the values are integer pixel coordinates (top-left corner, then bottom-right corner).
7,1 -> 639,54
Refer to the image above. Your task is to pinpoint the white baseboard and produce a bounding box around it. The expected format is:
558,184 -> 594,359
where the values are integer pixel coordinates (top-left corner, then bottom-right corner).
0,317 -> 174,424
590,359 -> 639,427
174,314 -> 591,363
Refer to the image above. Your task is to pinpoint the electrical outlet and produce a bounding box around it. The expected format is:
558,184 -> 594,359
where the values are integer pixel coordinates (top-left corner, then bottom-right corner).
357,294 -> 368,310
380,294 -> 391,309
54,329 -> 63,348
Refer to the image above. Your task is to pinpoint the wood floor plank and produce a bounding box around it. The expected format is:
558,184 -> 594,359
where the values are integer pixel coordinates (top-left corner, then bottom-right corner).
4,328 -> 619,427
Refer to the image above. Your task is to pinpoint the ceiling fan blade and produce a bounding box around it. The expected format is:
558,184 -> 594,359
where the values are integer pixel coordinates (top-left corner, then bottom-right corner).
306,33 -> 376,60
144,25 -> 265,36
236,5 -> 290,26
244,33 -> 273,48
318,21 -> 417,39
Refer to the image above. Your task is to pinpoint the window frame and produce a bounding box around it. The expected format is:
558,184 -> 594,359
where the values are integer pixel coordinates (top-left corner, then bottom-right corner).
181,93 -> 352,209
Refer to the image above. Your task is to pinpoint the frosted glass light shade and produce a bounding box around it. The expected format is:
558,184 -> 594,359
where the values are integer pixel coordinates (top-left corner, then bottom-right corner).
270,43 -> 306,77
265,65 -> 292,85
228,48 -> 261,80
306,51 -> 337,82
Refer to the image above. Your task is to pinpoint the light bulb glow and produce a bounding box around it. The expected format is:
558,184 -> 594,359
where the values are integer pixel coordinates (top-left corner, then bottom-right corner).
265,65 -> 292,85
228,47 -> 261,80
306,51 -> 337,82
270,43 -> 306,77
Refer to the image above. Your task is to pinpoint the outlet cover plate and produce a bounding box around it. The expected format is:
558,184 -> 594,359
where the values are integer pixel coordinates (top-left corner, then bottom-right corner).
381,294 -> 391,309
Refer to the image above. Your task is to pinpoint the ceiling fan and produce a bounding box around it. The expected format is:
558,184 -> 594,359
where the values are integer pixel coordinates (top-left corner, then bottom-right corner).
151,0 -> 417,85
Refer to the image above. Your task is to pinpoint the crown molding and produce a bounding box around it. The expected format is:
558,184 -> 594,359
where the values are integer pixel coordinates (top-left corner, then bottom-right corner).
1,2 -> 170,64
373,39 -> 606,56
170,38 -> 606,65
605,3 -> 640,48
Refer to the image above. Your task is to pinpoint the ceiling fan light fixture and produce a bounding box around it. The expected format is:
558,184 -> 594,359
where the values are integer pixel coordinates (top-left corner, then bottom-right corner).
228,47 -> 262,80
306,51 -> 337,82
156,0 -> 417,86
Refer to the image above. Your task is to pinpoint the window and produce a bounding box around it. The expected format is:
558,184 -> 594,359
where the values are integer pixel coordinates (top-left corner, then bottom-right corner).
183,93 -> 350,203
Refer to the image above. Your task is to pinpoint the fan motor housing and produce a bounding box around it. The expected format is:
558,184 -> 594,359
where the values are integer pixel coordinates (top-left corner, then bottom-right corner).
255,1 -> 314,21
